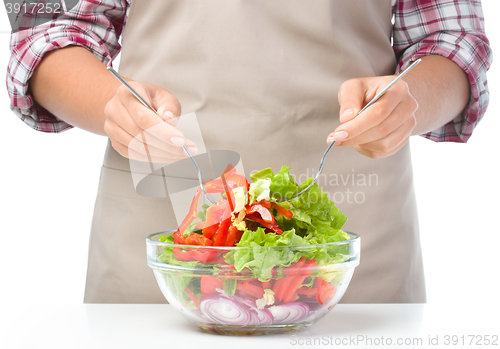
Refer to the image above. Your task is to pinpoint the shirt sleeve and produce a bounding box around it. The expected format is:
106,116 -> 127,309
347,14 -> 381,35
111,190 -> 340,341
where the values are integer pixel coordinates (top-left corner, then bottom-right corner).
6,0 -> 129,133
393,0 -> 493,143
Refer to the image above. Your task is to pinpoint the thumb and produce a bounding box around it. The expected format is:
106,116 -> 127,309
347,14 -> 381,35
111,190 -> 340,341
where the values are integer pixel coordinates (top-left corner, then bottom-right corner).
337,79 -> 366,123
151,87 -> 181,127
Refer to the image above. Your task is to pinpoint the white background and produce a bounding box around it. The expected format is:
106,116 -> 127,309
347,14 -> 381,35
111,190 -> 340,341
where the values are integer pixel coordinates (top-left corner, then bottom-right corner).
0,0 -> 498,332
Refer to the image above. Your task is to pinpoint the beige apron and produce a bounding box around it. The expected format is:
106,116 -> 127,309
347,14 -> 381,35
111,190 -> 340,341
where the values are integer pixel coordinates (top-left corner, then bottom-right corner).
84,0 -> 426,303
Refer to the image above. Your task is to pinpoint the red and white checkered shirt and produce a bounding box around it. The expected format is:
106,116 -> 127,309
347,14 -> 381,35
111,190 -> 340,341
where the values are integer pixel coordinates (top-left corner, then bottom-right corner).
6,0 -> 492,142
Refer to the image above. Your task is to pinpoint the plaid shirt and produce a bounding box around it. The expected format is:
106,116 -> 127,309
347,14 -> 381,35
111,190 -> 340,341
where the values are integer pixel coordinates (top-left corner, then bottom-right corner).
6,0 -> 492,143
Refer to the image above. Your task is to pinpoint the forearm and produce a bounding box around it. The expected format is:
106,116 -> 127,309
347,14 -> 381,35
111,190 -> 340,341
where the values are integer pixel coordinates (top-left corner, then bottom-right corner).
29,46 -> 121,136
403,55 -> 470,136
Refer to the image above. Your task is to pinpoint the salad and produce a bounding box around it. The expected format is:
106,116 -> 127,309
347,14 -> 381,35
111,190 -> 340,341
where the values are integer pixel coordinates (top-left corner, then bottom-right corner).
153,165 -> 355,331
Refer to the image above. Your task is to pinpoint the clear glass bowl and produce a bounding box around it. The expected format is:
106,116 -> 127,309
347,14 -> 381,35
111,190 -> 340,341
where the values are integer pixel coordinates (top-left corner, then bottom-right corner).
146,231 -> 360,335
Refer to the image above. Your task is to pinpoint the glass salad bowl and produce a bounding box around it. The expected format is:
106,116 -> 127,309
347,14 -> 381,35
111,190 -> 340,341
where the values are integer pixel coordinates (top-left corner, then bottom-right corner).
146,230 -> 360,335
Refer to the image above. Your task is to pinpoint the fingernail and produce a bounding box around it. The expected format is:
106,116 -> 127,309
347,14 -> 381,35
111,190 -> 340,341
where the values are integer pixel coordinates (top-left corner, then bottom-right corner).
341,109 -> 355,122
334,131 -> 349,141
163,110 -> 174,119
170,136 -> 184,146
187,146 -> 198,155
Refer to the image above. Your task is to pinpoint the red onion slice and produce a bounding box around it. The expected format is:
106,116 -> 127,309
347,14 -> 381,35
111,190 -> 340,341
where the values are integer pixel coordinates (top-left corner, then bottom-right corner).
200,295 -> 253,326
233,295 -> 273,325
268,302 -> 310,324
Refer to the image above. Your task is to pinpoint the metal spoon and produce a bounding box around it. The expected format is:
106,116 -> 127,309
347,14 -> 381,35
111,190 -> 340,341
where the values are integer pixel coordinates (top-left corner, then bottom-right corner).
279,58 -> 422,202
107,66 -> 216,204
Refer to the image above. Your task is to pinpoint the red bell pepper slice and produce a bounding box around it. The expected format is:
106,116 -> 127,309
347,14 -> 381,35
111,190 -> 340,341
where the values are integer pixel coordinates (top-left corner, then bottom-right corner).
213,205 -> 231,246
173,247 -> 219,263
272,276 -> 294,302
195,249 -> 220,263
283,275 -> 307,304
296,286 -> 318,297
172,231 -> 187,244
220,164 -> 249,212
258,200 -> 272,208
225,225 -> 239,246
298,259 -> 318,275
283,257 -> 306,276
201,276 -> 224,296
271,202 -> 293,218
236,282 -> 265,299
186,232 -> 213,246
204,179 -> 224,193
173,248 -> 196,261
176,188 -> 201,235
246,213 -> 283,234
221,171 -> 235,212
315,278 -> 336,305
185,286 -> 200,307
202,199 -> 230,239
246,204 -> 274,223
235,230 -> 244,244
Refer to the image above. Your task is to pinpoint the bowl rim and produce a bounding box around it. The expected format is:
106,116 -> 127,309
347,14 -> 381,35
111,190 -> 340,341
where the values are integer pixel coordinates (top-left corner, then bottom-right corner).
146,230 -> 360,250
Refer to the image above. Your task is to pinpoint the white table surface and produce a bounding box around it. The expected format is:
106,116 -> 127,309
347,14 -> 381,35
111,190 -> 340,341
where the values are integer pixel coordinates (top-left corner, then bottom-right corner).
1,303 -> 498,349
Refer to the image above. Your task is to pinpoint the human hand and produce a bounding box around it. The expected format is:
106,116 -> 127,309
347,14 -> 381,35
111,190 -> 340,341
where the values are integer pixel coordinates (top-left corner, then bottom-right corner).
327,76 -> 418,159
104,80 -> 197,163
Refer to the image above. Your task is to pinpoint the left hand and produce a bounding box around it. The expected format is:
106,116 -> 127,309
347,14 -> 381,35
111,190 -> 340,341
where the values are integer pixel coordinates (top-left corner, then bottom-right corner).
327,76 -> 419,159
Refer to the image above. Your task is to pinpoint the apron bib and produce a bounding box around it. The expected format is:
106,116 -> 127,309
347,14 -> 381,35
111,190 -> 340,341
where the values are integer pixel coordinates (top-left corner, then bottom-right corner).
84,0 -> 426,303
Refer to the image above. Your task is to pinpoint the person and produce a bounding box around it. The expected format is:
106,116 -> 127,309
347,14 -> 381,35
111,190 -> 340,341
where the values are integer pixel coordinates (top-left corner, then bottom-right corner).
7,0 -> 492,303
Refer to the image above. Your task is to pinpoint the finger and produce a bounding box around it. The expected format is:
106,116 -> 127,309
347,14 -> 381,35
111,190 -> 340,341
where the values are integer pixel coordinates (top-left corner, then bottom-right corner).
337,96 -> 417,147
107,98 -> 192,157
337,78 -> 366,124
355,114 -> 416,156
332,83 -> 405,143
111,139 -> 185,164
106,119 -> 191,161
116,84 -> 187,146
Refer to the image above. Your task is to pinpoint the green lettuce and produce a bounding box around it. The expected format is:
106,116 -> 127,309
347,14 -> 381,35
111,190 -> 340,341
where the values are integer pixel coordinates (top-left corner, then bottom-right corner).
159,165 -> 350,283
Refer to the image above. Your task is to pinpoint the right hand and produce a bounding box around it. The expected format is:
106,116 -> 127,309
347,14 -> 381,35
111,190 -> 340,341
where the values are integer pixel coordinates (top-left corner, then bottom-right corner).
104,80 -> 197,163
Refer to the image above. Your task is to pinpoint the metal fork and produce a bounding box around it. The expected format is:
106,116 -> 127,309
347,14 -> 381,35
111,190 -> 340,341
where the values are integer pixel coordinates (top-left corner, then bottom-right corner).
278,58 -> 422,202
107,66 -> 216,204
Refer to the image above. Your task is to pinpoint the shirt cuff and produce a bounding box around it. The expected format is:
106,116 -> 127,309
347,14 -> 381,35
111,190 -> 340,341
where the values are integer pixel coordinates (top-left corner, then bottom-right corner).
7,26 -> 113,133
396,32 -> 492,143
